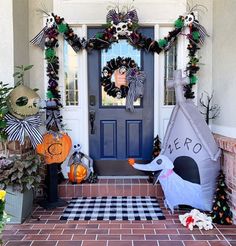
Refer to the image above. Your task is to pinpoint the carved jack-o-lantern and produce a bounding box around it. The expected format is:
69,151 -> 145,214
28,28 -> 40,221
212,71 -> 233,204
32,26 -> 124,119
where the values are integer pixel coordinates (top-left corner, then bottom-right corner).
68,163 -> 90,184
7,85 -> 40,119
36,132 -> 72,164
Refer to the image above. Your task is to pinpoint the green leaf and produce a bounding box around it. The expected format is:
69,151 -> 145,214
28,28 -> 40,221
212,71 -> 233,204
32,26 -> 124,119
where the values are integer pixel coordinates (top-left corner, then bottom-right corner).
23,65 -> 34,71
190,75 -> 198,84
158,39 -> 167,48
45,48 -> 56,59
0,121 -> 7,128
58,23 -> 69,33
13,72 -> 20,77
192,31 -> 200,41
174,18 -> 184,29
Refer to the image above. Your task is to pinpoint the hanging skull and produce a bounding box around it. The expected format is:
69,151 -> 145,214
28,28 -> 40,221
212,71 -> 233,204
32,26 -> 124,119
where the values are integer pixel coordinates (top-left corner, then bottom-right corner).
184,13 -> 195,26
116,91 -> 122,99
111,19 -> 133,40
103,69 -> 109,77
46,13 -> 55,29
7,85 -> 41,119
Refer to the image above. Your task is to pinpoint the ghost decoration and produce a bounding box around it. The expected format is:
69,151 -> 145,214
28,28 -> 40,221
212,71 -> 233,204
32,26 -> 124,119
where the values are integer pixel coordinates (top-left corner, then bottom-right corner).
129,69 -> 220,212
7,85 -> 40,119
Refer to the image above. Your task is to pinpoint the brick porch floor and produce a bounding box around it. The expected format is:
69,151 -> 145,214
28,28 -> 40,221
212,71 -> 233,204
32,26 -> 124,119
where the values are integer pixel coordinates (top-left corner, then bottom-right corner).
2,178 -> 236,246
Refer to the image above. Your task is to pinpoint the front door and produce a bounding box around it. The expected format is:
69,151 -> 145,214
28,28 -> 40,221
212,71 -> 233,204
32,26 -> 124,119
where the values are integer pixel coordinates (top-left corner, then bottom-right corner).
88,27 -> 154,176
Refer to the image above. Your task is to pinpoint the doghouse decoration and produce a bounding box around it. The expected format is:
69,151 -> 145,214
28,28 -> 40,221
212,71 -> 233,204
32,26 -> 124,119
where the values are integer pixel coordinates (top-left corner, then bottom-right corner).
67,144 -> 95,184
36,132 -> 72,164
210,171 -> 233,225
179,209 -> 213,230
31,5 -> 208,101
129,69 -> 221,212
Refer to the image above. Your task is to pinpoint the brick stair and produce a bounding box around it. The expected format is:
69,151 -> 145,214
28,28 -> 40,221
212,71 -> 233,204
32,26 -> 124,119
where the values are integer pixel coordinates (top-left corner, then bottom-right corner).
58,178 -> 164,199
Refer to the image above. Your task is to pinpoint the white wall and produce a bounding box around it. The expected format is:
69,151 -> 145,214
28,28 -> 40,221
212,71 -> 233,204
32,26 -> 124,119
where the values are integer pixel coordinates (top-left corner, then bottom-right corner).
211,0 -> 236,138
0,0 -> 14,86
28,0 -> 53,98
13,0 -> 30,85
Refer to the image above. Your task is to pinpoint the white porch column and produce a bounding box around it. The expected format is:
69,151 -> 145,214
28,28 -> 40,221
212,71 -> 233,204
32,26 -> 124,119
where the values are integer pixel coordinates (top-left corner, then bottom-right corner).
0,0 -> 14,87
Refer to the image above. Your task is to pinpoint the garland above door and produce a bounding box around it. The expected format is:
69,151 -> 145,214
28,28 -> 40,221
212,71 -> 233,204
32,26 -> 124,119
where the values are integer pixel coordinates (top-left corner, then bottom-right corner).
31,5 -> 208,128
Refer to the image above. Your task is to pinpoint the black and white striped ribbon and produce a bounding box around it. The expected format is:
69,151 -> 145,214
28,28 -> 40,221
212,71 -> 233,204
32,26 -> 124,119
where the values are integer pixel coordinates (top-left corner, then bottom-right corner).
5,114 -> 43,149
126,68 -> 146,112
30,26 -> 47,49
45,109 -> 62,131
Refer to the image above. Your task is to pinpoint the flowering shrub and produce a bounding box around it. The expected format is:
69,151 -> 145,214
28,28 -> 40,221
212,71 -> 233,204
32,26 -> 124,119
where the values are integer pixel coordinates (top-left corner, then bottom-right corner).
0,190 -> 8,235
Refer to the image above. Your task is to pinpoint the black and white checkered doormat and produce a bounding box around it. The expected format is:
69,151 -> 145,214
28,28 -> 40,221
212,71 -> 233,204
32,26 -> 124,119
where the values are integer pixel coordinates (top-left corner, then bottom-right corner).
60,196 -> 165,221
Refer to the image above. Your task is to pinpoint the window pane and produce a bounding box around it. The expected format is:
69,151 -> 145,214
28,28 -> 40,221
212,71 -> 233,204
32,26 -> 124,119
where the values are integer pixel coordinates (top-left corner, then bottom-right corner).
101,40 -> 141,106
164,44 -> 177,105
64,37 -> 79,106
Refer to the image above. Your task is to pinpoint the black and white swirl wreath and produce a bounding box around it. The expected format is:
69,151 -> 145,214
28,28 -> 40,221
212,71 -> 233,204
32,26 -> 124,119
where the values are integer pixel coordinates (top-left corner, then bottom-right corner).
101,56 -> 139,99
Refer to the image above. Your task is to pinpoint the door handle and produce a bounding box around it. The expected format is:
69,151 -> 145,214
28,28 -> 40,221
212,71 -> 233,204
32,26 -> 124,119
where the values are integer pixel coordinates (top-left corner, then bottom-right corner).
89,110 -> 96,134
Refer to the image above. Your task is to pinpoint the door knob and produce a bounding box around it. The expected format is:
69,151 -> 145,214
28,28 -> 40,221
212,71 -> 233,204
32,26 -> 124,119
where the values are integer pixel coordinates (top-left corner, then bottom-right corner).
89,110 -> 96,134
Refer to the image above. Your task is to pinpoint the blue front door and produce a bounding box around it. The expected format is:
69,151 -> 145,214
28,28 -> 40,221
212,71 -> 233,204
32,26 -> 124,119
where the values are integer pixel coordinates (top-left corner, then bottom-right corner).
88,27 -> 154,176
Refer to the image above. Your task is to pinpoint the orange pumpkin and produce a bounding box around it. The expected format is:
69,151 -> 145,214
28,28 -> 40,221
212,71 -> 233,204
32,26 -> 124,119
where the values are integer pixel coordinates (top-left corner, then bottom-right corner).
36,132 -> 72,164
68,163 -> 88,184
128,158 -> 135,166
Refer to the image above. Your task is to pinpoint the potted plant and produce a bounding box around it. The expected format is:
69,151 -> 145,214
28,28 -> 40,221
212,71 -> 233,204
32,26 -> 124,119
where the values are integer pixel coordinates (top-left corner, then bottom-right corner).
0,154 -> 41,223
0,189 -> 8,243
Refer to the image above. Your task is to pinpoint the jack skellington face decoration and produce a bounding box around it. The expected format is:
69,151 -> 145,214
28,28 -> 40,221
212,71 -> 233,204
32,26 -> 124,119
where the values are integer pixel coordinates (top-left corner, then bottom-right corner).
46,13 -> 56,29
7,85 -> 40,119
183,11 -> 209,45
184,13 -> 195,26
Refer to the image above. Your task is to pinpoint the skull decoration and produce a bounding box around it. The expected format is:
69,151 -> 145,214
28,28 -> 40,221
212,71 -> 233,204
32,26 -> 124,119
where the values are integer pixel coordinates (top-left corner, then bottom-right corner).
111,19 -> 133,40
103,69 -> 109,77
116,91 -> 122,99
119,66 -> 127,74
46,13 -> 55,29
7,85 -> 40,119
184,13 -> 195,26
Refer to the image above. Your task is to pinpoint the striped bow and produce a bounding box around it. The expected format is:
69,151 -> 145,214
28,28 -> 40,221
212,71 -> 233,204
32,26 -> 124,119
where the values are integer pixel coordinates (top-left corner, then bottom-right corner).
5,114 -> 43,149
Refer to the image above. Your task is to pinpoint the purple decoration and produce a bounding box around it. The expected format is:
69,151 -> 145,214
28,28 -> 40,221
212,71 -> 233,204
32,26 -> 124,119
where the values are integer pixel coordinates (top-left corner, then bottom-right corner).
48,79 -> 58,89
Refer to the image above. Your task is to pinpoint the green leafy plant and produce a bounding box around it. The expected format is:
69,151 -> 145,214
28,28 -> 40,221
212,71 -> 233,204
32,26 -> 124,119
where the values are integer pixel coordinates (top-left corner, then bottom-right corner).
13,65 -> 34,86
0,154 -> 41,193
0,82 -> 12,141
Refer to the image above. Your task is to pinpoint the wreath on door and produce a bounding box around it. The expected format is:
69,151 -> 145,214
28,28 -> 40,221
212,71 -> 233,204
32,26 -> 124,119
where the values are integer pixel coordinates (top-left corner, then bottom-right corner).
101,56 -> 137,99
101,56 -> 146,112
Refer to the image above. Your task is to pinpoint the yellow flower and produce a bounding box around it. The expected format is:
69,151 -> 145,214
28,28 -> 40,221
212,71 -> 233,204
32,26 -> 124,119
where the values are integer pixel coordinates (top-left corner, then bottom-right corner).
0,190 -> 6,201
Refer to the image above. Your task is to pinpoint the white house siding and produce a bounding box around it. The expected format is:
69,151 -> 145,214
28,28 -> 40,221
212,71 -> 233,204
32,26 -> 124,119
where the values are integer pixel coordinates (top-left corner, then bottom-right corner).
0,0 -> 14,87
212,0 -> 236,138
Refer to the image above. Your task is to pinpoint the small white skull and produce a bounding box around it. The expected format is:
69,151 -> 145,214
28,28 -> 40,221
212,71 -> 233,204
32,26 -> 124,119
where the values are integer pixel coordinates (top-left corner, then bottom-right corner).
119,66 -> 127,75
111,20 -> 133,40
103,69 -> 109,77
116,91 -> 122,99
184,13 -> 195,26
46,14 -> 55,28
